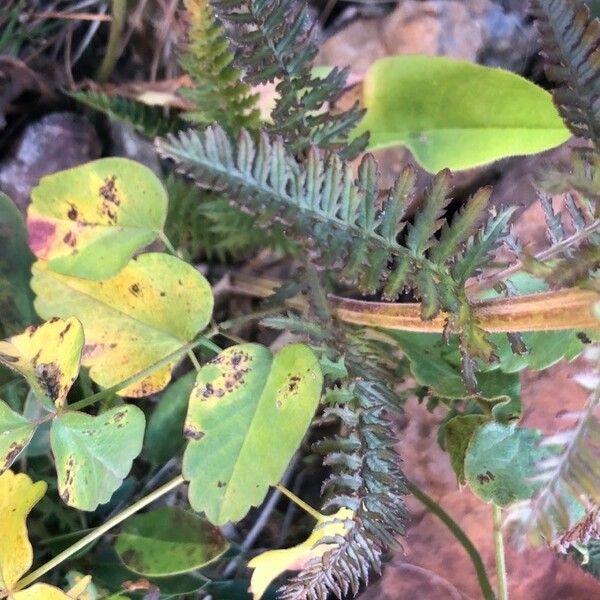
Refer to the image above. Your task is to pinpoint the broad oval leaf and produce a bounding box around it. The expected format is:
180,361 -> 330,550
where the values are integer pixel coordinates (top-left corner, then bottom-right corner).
248,508 -> 353,600
50,405 -> 145,510
115,506 -> 229,577
0,191 -> 35,327
442,414 -> 488,485
0,317 -> 84,408
0,400 -> 36,474
464,422 -> 551,506
27,158 -> 168,279
0,470 -> 47,592
31,253 -> 214,397
183,343 -> 323,524
144,371 -> 196,464
354,55 -> 571,172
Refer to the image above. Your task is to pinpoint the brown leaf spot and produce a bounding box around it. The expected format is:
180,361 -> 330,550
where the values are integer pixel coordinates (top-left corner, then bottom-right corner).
67,204 -> 79,221
59,321 -> 72,339
62,231 -> 77,247
184,425 -> 204,440
3,442 -> 24,471
0,351 -> 19,364
129,283 -> 141,297
476,470 -> 496,485
36,361 -> 63,401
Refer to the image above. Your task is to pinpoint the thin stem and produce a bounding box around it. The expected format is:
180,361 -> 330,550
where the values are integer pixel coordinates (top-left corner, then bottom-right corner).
218,307 -> 285,331
96,0 -> 126,82
468,220 -> 600,293
158,231 -> 179,256
275,484 -> 324,522
493,505 -> 509,600
188,349 -> 202,372
67,337 -> 214,413
407,481 -> 496,600
12,475 -> 185,592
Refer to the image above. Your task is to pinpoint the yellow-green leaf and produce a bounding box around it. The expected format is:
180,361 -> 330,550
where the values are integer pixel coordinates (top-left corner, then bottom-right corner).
0,401 -> 36,474
248,508 -> 353,600
0,470 -> 47,592
354,55 -> 571,172
31,253 -> 213,397
0,317 -> 84,408
12,583 -> 73,599
183,343 -> 323,524
27,158 -> 168,280
50,405 -> 145,510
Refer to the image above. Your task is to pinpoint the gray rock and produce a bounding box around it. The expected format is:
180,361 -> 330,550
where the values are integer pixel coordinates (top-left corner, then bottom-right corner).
0,111 -> 101,211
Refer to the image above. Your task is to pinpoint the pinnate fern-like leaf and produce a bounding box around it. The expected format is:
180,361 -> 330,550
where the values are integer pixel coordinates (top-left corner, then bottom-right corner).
210,0 -> 366,157
158,126 -> 512,320
68,90 -> 182,137
179,0 -> 260,134
508,367 -> 600,547
531,0 -> 600,146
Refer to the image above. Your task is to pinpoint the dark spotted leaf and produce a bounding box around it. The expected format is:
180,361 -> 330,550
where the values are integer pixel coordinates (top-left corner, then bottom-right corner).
50,405 -> 145,511
0,317 -> 83,409
32,253 -> 213,397
27,159 -> 168,280
464,422 -> 552,506
183,343 -> 323,524
115,506 -> 229,576
0,401 -> 36,474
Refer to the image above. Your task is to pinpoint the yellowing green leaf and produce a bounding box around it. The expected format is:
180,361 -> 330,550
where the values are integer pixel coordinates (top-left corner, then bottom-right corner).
248,508 -> 353,600
183,343 -> 323,524
13,583 -> 73,599
354,55 -> 571,172
0,317 -> 84,408
0,401 -> 36,474
31,253 -> 213,397
50,405 -> 145,510
0,470 -> 47,592
27,158 -> 168,279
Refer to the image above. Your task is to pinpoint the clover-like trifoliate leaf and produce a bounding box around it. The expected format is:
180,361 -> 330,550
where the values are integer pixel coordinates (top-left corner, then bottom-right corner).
248,508 -> 354,600
115,507 -> 229,577
0,317 -> 84,408
0,470 -> 47,592
32,253 -> 213,397
183,343 -> 323,524
27,158 -> 168,280
0,400 -> 36,474
50,405 -> 145,510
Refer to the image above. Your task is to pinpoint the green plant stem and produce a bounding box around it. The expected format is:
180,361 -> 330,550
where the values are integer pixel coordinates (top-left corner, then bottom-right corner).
64,336 -> 219,414
12,474 -> 185,592
407,481 -> 496,600
275,483 -> 325,521
218,306 -> 285,330
493,504 -> 509,600
159,231 -> 179,256
188,349 -> 202,371
96,0 -> 127,82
